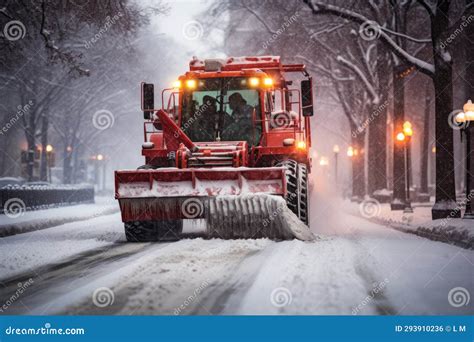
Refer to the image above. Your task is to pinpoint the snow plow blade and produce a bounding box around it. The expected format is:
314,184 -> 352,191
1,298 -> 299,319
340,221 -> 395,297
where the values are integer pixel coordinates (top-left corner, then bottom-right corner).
115,168 -> 314,241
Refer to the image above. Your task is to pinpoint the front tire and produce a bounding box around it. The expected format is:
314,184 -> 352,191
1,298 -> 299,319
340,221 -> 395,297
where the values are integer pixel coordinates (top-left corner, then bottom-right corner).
297,163 -> 309,225
125,220 -> 183,242
277,160 -> 309,225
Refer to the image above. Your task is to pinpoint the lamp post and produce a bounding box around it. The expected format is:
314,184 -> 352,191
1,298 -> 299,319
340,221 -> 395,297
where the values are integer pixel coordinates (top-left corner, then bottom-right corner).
396,129 -> 413,214
455,100 -> 474,219
402,121 -> 414,213
347,146 -> 354,158
95,154 -> 106,191
46,144 -> 53,183
319,156 -> 329,167
333,145 -> 340,186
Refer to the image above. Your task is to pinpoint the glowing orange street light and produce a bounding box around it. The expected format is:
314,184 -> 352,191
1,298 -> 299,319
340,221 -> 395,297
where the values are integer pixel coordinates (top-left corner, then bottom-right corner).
398,123 -> 414,213
396,132 -> 406,142
45,144 -> 53,153
347,146 -> 354,157
97,154 -> 104,161
403,121 -> 413,138
455,100 -> 474,219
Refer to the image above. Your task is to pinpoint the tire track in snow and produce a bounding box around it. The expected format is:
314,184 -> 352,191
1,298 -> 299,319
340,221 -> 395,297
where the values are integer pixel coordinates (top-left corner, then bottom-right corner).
190,242 -> 280,314
67,239 -> 274,315
0,242 -> 158,314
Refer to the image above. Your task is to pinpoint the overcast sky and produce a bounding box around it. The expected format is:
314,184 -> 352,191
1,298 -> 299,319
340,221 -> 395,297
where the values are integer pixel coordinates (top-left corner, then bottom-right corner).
151,0 -> 223,64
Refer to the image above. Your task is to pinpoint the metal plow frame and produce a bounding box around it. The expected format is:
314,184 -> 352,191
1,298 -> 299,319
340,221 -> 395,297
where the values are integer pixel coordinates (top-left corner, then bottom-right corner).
114,167 -> 297,240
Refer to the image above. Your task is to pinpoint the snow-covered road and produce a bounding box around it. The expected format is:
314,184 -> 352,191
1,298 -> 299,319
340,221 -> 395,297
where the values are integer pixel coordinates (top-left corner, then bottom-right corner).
0,196 -> 472,315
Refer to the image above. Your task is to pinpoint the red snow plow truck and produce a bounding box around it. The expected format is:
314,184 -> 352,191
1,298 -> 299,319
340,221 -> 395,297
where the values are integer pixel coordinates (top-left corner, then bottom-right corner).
115,56 -> 314,241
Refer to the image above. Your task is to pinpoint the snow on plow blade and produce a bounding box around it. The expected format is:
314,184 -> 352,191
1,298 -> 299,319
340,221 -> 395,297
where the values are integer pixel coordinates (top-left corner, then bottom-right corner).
115,168 -> 314,241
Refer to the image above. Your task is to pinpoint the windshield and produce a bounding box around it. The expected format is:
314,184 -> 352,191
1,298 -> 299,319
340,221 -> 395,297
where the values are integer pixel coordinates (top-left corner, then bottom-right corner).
181,77 -> 261,144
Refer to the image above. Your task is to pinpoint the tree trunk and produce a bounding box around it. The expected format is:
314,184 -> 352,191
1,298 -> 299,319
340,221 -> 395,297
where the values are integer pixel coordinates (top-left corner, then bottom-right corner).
39,112 -> 49,181
25,111 -> 36,182
391,64 -> 407,209
431,0 -> 460,219
465,0 -> 474,101
367,47 -> 390,196
351,132 -> 366,200
72,144 -> 81,183
63,144 -> 72,184
420,88 -> 431,195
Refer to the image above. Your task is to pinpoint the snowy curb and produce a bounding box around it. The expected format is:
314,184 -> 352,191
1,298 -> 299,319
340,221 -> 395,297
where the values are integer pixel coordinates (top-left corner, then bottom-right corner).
358,214 -> 473,250
0,207 -> 119,238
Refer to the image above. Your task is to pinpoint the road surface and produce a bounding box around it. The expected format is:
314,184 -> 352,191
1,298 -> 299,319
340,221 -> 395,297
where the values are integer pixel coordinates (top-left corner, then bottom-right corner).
0,195 -> 472,315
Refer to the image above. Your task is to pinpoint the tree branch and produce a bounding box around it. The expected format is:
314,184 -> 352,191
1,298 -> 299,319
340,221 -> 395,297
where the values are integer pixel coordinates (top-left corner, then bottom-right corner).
303,0 -> 435,77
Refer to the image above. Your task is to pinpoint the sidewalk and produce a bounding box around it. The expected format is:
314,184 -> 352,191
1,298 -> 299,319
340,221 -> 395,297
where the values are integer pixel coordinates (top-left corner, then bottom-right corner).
343,200 -> 474,249
0,196 -> 119,237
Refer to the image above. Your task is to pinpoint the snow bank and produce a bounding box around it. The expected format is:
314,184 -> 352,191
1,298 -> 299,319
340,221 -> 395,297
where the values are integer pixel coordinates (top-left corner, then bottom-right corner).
343,200 -> 474,249
0,196 -> 119,237
0,213 -> 124,280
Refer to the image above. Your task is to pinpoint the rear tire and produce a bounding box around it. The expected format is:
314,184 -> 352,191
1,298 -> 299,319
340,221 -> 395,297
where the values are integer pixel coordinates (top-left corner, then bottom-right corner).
125,220 -> 183,242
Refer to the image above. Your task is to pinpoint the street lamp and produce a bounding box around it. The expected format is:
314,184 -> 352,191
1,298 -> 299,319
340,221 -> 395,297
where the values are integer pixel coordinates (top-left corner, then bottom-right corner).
402,121 -> 414,214
333,145 -> 340,185
455,100 -> 474,219
319,156 -> 329,166
347,146 -> 354,157
46,144 -> 53,183
94,154 -> 107,191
